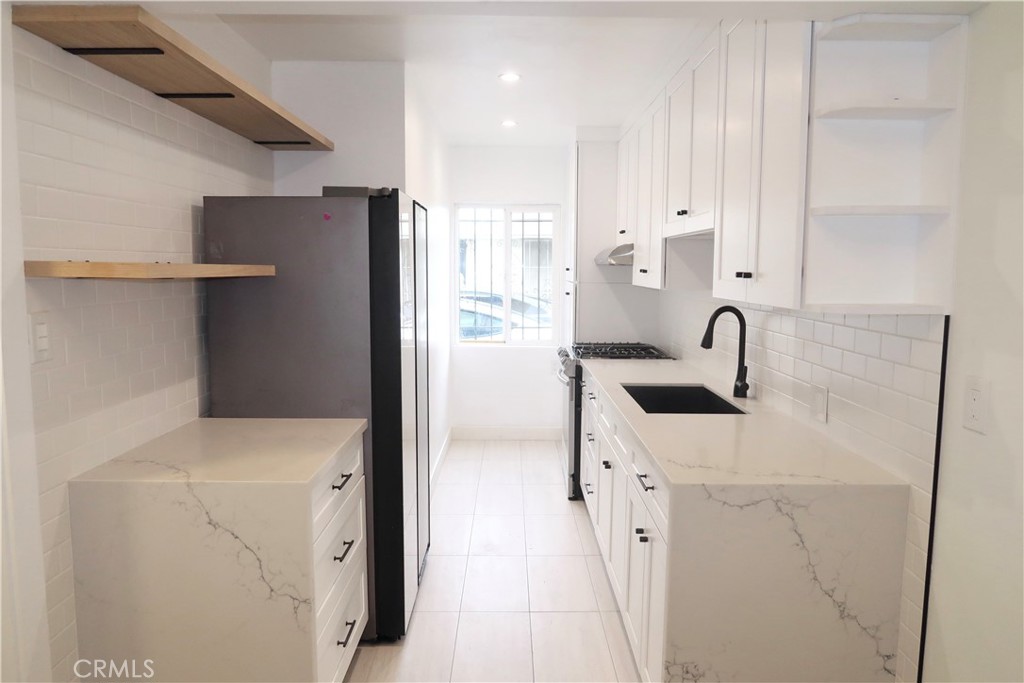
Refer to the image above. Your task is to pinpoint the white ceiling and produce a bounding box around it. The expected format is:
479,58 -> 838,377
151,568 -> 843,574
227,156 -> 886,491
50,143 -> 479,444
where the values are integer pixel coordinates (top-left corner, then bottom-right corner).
189,2 -> 977,146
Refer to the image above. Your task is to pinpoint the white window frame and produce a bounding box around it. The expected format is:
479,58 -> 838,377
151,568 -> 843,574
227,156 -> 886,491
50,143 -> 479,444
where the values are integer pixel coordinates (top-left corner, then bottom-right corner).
453,203 -> 562,347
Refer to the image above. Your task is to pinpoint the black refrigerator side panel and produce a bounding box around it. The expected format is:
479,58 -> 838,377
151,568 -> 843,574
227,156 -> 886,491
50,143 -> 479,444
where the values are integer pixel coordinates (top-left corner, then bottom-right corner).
367,192 -> 406,640
204,197 -> 373,420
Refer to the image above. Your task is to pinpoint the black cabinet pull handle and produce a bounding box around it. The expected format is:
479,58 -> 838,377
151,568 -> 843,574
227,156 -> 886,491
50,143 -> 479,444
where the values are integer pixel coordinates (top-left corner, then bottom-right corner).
585,483 -> 594,495
333,540 -> 355,565
565,267 -> 570,272
618,229 -> 626,234
639,268 -> 648,274
635,527 -> 644,534
734,271 -> 753,279
602,460 -> 611,469
639,536 -> 650,543
588,392 -> 596,400
337,620 -> 358,648
586,432 -> 594,442
332,472 -> 353,491
676,209 -> 689,216
636,473 -> 655,491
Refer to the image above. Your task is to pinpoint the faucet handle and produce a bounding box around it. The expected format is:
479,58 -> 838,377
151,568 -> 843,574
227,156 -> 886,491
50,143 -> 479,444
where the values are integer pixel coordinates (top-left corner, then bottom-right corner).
734,366 -> 749,398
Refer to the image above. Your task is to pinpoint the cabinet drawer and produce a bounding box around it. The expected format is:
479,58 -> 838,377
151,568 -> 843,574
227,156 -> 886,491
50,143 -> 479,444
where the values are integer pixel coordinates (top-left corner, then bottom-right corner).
317,562 -> 368,683
630,443 -> 669,535
311,439 -> 363,543
314,477 -> 366,616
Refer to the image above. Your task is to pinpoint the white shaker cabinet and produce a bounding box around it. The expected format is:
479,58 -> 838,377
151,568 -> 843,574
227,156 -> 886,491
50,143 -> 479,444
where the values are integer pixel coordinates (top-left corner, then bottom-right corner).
615,129 -> 640,246
69,419 -> 370,683
632,97 -> 667,290
664,26 -> 721,238
713,21 -> 812,309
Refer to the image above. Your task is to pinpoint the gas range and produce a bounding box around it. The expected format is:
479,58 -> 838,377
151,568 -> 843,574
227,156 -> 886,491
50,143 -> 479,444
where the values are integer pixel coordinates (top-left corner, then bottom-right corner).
556,341 -> 672,501
569,342 -> 673,360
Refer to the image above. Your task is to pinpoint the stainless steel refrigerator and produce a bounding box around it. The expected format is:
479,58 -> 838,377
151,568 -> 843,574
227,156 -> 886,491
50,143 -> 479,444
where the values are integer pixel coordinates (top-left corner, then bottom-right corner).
203,187 -> 430,641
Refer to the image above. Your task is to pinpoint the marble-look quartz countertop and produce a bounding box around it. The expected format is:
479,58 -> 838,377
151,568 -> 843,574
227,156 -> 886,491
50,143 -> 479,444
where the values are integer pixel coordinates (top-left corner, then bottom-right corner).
582,358 -> 905,488
73,418 -> 367,484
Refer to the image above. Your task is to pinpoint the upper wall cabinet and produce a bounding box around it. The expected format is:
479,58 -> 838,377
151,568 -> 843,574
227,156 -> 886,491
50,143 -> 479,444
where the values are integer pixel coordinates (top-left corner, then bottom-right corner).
803,14 -> 967,312
713,20 -> 812,309
615,130 -> 640,246
633,96 -> 668,290
663,27 -> 721,238
13,5 -> 333,151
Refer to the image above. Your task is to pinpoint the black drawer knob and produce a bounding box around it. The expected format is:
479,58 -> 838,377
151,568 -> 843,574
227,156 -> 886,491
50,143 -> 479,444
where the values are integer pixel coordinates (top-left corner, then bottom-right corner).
735,271 -> 753,279
618,229 -> 626,234
602,460 -> 611,469
639,536 -> 650,543
639,268 -> 648,274
676,209 -> 688,216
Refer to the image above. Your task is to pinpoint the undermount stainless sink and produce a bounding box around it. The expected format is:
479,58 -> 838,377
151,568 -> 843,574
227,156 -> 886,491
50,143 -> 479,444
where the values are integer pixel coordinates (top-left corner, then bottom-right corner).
622,384 -> 746,415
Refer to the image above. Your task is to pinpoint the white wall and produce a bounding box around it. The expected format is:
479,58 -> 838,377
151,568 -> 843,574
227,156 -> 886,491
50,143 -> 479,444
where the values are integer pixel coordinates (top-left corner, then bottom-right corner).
1,7 -> 52,681
405,74 -> 453,473
573,140 -> 661,343
8,25 -> 273,682
656,237 -> 944,682
449,146 -> 570,432
924,4 -> 1023,681
272,61 -> 405,196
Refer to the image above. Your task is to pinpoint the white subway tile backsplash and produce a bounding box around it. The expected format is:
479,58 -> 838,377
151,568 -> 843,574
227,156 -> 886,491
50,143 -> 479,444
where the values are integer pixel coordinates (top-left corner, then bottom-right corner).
881,334 -> 912,364
14,28 -> 271,679
833,325 -> 856,351
910,340 -> 943,373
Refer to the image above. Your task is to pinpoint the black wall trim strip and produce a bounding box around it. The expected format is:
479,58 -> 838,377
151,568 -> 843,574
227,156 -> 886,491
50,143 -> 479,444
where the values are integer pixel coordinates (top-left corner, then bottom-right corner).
65,47 -> 164,55
917,314 -> 952,682
157,93 -> 235,99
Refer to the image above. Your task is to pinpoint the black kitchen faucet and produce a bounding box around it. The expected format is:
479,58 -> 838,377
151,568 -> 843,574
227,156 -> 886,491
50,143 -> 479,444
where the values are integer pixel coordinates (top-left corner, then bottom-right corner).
700,305 -> 749,399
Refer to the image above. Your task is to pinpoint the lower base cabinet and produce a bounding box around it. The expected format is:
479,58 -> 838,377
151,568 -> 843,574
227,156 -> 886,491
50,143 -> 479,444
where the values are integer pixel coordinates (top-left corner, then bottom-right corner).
580,367 -> 908,683
68,419 -> 370,683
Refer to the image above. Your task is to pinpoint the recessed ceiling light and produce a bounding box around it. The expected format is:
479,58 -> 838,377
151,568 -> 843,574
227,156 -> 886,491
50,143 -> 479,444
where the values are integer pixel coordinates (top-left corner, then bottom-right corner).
499,72 -> 521,83
501,119 -> 517,128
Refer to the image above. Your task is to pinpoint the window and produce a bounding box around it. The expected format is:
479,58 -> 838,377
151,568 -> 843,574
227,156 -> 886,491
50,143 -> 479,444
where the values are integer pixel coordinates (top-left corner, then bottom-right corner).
456,205 -> 558,343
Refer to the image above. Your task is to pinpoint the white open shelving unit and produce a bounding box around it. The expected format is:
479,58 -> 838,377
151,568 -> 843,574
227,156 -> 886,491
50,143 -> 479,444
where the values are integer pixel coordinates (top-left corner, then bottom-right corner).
803,14 -> 967,312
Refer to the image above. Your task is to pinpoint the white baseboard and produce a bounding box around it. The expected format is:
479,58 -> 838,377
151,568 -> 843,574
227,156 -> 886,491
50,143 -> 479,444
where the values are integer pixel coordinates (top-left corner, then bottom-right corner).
430,428 -> 452,489
451,426 -> 562,441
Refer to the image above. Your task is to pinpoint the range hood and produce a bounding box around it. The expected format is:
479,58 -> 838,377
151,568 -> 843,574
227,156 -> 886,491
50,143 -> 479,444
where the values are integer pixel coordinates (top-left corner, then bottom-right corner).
594,243 -> 634,266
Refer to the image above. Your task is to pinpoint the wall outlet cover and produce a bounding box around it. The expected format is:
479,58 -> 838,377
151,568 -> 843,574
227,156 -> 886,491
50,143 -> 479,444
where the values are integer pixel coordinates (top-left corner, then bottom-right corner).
30,313 -> 52,364
963,375 -> 989,434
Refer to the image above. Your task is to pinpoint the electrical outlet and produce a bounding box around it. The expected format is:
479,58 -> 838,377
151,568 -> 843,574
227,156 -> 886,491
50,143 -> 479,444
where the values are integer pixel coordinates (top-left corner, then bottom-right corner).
811,384 -> 829,423
963,375 -> 989,434
30,313 -> 52,364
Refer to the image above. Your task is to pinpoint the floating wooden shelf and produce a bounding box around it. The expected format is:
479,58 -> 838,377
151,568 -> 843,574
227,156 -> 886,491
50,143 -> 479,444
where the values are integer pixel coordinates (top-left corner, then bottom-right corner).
815,100 -> 955,120
817,14 -> 962,42
24,261 -> 275,280
12,5 -> 333,151
810,205 -> 951,217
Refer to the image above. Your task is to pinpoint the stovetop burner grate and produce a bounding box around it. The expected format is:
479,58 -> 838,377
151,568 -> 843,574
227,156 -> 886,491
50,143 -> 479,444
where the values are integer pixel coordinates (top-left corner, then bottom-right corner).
570,342 -> 672,360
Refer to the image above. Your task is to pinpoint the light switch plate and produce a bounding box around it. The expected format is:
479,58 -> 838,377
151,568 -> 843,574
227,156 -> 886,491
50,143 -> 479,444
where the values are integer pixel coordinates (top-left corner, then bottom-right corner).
811,384 -> 829,423
30,313 -> 52,364
963,375 -> 989,434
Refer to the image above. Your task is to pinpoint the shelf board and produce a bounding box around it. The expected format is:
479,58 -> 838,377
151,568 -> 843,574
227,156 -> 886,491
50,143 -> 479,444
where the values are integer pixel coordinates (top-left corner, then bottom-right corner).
12,5 -> 333,151
818,14 -> 963,42
810,205 -> 951,217
24,261 -> 275,280
815,100 -> 955,120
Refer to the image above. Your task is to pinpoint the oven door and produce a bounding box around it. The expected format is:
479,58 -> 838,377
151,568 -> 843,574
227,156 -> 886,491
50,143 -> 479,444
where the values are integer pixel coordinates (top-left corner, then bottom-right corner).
556,358 -> 581,500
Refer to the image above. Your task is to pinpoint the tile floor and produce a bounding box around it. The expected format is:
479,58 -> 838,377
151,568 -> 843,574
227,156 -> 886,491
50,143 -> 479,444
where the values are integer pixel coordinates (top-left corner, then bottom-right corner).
345,440 -> 640,683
